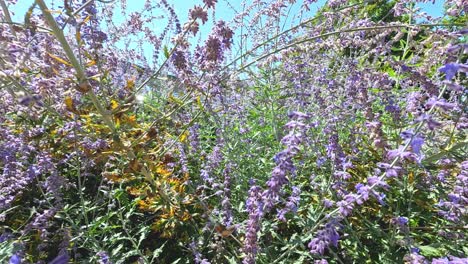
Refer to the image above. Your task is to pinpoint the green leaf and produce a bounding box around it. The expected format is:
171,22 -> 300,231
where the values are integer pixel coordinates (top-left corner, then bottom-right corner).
225,255 -> 239,264
164,45 -> 170,59
152,242 -> 166,260
112,243 -> 124,256
293,256 -> 306,264
419,245 -> 443,257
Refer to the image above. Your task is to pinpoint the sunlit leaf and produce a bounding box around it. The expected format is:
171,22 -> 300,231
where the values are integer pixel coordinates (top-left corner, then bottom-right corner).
125,78 -> 135,90
64,96 -> 74,110
47,52 -> 72,66
82,15 -> 92,24
86,60 -> 96,67
110,100 -> 119,110
179,131 -> 188,142
163,45 -> 170,59
156,163 -> 172,177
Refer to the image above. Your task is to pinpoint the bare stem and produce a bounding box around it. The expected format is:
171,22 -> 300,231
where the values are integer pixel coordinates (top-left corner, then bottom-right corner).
234,23 -> 461,79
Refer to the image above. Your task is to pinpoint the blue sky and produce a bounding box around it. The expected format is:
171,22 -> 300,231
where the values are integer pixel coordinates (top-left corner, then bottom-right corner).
7,0 -> 445,66
8,0 -> 446,24
8,0 -> 326,40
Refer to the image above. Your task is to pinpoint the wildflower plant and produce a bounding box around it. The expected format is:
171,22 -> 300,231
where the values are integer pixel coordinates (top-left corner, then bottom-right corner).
0,0 -> 467,263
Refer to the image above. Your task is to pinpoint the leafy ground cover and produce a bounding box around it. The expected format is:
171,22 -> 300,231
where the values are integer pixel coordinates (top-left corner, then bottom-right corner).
0,0 -> 467,263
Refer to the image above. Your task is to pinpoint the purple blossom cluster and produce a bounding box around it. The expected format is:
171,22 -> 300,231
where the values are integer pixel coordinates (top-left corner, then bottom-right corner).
0,129 -> 37,210
263,111 -> 310,210
405,250 -> 468,264
195,21 -> 234,70
243,180 -> 264,264
96,251 -> 112,264
438,161 -> 468,223
200,135 -> 224,185
276,185 -> 300,222
308,219 -> 341,255
221,163 -> 233,226
189,241 -> 211,264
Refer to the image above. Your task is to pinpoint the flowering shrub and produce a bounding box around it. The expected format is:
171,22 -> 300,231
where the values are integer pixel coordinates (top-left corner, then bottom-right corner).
0,0 -> 466,263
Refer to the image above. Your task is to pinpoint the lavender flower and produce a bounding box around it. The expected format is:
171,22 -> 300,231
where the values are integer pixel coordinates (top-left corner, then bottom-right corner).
222,163 -> 233,226
190,6 -> 208,24
263,112 -> 309,209
177,143 -> 189,175
337,194 -> 355,217
156,0 -> 180,33
200,139 -> 223,184
277,186 -> 301,222
308,219 -> 341,255
432,256 -> 468,264
0,130 -> 37,210
189,242 -> 210,264
392,216 -> 409,232
196,21 -> 234,69
189,124 -> 201,152
97,251 -> 112,264
355,183 -> 370,204
415,114 -> 442,130
387,146 -> 418,163
426,98 -> 456,111
315,260 -> 328,264
0,232 -> 12,243
406,92 -> 424,114
172,49 -> 188,71
366,121 -> 387,149
204,36 -> 222,62
26,208 -> 57,240
438,63 -> 467,80
377,163 -> 401,178
400,130 -> 425,156
403,250 -> 428,264
243,180 -> 264,264
203,0 -> 217,9
9,254 -> 21,264
437,161 -> 468,223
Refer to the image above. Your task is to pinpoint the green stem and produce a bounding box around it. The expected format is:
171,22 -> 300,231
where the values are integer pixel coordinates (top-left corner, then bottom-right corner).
35,0 -> 116,134
222,0 -> 383,72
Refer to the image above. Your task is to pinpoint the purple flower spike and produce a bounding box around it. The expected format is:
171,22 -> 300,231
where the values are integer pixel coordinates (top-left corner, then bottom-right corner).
337,194 -> 355,216
416,114 -> 442,130
400,129 -> 425,156
243,181 -> 264,264
411,135 -> 424,155
287,111 -> 311,120
203,0 -> 217,8
97,251 -> 112,264
404,251 -> 427,263
308,219 -> 341,255
426,97 -> 456,111
439,63 -> 459,80
9,254 -> 21,264
439,63 -> 468,80
277,186 -> 301,221
387,146 -> 417,163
